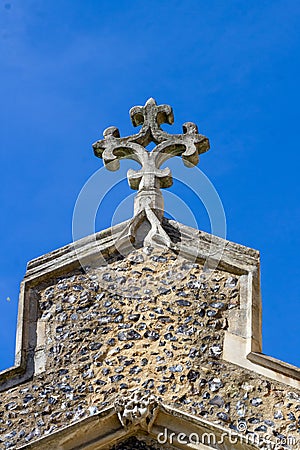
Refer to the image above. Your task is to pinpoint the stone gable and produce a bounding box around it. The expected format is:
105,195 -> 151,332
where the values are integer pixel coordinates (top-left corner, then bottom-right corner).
0,246 -> 299,449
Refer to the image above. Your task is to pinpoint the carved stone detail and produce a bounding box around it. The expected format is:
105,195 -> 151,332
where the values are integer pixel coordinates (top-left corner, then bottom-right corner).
93,98 -> 210,247
114,389 -> 159,432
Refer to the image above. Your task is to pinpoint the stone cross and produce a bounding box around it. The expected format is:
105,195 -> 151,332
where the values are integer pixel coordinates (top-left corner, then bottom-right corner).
92,98 -> 210,247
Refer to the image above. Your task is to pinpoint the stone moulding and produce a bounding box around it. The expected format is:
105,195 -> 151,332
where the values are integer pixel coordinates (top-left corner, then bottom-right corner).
0,218 -> 299,393
17,401 -> 264,449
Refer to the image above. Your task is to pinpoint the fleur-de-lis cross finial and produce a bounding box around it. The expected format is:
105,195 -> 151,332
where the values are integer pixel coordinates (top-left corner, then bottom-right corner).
92,98 -> 210,248
93,98 -> 210,213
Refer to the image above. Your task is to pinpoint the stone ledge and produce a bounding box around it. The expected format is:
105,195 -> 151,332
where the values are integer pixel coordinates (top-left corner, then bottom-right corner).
18,402 -> 260,450
248,352 -> 300,381
223,332 -> 300,389
0,364 -> 25,382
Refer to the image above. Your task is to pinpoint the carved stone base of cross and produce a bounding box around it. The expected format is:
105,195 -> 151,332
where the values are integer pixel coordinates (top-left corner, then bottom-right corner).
134,187 -> 163,218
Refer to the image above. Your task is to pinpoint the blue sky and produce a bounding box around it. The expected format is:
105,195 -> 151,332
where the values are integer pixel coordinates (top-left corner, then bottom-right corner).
0,0 -> 299,370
